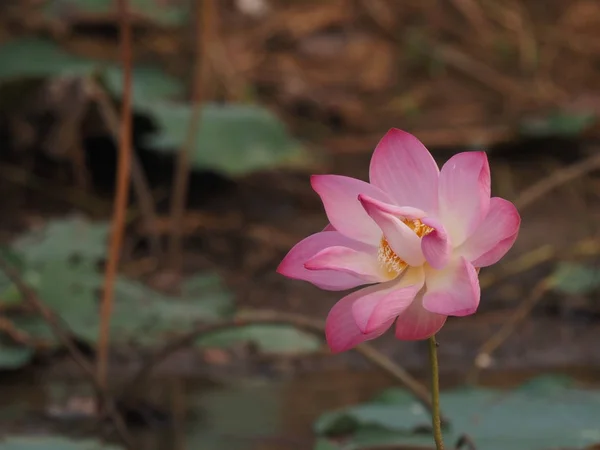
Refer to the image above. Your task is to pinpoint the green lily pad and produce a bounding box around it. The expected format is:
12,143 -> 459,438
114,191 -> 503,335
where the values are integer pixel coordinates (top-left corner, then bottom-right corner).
313,439 -> 338,450
0,38 -> 185,110
197,324 -> 322,355
100,65 -> 185,108
11,215 -> 109,268
315,375 -> 600,450
551,262 -> 600,295
42,0 -> 188,27
520,111 -> 596,137
12,261 -> 234,347
0,436 -> 122,450
6,217 -> 234,349
0,344 -> 34,370
0,37 -> 311,177
0,38 -> 95,80
142,102 -> 312,176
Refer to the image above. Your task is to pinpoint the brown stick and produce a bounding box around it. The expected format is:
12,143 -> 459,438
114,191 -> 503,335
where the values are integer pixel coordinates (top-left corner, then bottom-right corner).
90,80 -> 163,260
0,163 -> 111,215
514,149 -> 600,211
166,0 -> 214,272
0,315 -> 50,348
122,310 -> 446,424
469,277 -> 552,383
0,258 -> 134,449
97,0 -> 134,389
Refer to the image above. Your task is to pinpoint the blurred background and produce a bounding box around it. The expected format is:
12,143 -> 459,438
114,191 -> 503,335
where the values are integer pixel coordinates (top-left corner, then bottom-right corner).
0,0 -> 600,449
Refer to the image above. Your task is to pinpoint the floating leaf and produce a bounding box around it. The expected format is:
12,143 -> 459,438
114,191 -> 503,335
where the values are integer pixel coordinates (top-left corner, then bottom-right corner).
6,217 -> 233,349
13,262 -> 234,348
100,276 -> 235,346
100,65 -> 185,108
520,111 -> 596,138
0,343 -> 34,370
0,38 -> 95,80
551,262 -> 600,295
42,0 -> 116,17
315,376 -> 600,450
313,439 -> 339,450
0,38 -> 311,176
0,436 -> 122,450
196,324 -> 321,355
0,38 -> 184,109
42,0 -> 188,27
142,102 -> 313,176
11,215 -> 109,269
515,374 -> 576,393
0,248 -> 28,308
0,38 -> 310,177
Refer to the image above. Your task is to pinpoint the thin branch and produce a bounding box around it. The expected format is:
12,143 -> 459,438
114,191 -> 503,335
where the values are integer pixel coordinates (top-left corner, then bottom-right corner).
0,257 -> 134,449
0,162 -> 111,215
469,277 -> 553,382
480,236 -> 600,291
479,244 -> 555,289
97,0 -> 134,388
0,315 -> 50,348
0,260 -> 97,378
166,0 -> 214,272
448,0 -> 492,40
122,310 -> 446,423
515,148 -> 600,211
437,44 -> 529,98
90,79 -> 163,259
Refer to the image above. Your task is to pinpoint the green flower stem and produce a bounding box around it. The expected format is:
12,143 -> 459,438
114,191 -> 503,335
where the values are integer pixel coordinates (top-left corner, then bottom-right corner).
428,335 -> 445,450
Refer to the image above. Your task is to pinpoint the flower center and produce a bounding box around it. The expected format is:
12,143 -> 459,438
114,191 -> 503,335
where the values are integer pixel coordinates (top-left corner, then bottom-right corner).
378,218 -> 434,276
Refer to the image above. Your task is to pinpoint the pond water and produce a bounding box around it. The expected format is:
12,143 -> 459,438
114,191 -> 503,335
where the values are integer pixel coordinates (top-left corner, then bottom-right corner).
1,366 -> 600,450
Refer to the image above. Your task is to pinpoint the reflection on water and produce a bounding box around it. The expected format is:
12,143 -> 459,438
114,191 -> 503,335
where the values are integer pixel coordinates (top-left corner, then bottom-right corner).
1,366 -> 600,450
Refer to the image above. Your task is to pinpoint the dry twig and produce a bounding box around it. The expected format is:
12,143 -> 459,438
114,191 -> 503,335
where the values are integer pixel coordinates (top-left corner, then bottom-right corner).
0,163 -> 111,215
0,315 -> 49,348
515,149 -> 600,211
479,244 -> 555,289
122,310 -> 447,424
90,81 -> 163,260
0,257 -> 134,449
449,0 -> 492,40
472,236 -> 600,381
469,277 -> 553,382
167,0 -> 215,272
97,0 -> 134,389
437,44 -> 529,98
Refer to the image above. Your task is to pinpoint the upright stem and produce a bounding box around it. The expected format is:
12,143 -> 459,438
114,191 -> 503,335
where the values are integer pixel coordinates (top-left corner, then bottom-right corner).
167,0 -> 214,271
97,0 -> 133,389
428,335 -> 445,450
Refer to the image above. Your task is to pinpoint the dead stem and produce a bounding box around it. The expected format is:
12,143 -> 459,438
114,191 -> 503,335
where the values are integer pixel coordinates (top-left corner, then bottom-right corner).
0,257 -> 134,449
90,79 -> 163,260
121,310 -> 448,425
469,277 -> 553,383
0,163 -> 111,215
515,148 -> 600,211
167,0 -> 214,273
449,0 -> 492,40
97,0 -> 134,389
0,315 -> 50,348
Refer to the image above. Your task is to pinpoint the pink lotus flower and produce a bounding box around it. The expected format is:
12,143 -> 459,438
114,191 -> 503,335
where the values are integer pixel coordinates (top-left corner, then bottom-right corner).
277,129 -> 521,353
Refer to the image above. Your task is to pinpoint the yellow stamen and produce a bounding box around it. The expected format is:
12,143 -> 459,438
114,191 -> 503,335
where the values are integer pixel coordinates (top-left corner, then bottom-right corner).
404,218 -> 434,238
378,218 -> 434,276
